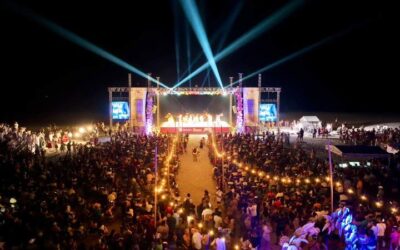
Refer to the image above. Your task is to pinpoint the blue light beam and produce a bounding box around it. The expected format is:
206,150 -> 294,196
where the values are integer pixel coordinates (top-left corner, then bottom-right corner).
227,28 -> 354,87
201,0 -> 244,87
172,0 -> 181,82
9,2 -> 171,90
172,0 -> 303,90
185,21 -> 192,87
179,0 -> 224,89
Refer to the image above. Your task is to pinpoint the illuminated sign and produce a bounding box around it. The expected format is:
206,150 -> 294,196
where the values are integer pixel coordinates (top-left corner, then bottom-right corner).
112,101 -> 130,120
259,104 -> 277,122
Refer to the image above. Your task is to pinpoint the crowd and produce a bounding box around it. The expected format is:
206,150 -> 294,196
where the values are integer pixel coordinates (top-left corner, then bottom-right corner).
0,123 -> 236,250
1,122 -> 175,249
338,125 -> 400,146
210,132 -> 400,249
1,120 -> 400,249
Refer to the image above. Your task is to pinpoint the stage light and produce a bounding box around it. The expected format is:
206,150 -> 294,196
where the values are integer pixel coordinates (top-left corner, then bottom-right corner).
227,26 -> 356,88
172,0 -> 303,89
8,2 -> 172,90
208,230 -> 214,236
234,245 -> 239,250
347,189 -> 354,194
391,207 -> 398,213
78,127 -> 86,133
305,178 -> 310,184
198,223 -> 203,229
179,0 -> 224,89
375,201 -> 383,208
74,132 -> 81,138
178,208 -> 184,214
360,195 -> 367,201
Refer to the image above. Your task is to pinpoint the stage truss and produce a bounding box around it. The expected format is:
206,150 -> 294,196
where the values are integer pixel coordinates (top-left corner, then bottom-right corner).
108,74 -> 281,134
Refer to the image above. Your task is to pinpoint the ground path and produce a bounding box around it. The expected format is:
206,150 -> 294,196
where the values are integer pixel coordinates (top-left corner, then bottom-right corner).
176,134 -> 217,207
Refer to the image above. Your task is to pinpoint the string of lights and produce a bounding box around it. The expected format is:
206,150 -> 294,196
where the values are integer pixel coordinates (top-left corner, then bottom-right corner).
210,133 -> 399,216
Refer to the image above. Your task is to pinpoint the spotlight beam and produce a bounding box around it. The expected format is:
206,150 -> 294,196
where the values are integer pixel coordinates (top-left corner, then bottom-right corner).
201,0 -> 244,87
8,2 -> 171,90
180,0 -> 243,83
172,0 -> 303,90
185,21 -> 192,87
227,28 -> 354,87
178,0 -> 224,89
172,0 -> 181,82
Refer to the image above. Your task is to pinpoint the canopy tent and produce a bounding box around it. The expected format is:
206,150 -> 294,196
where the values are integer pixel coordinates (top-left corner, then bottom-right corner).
326,145 -> 389,159
296,116 -> 322,132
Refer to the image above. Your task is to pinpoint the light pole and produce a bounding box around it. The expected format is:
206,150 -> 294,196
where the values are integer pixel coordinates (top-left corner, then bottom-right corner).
328,140 -> 334,213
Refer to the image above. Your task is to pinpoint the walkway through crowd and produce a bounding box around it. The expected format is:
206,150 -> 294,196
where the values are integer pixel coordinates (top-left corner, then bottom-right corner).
176,134 -> 217,207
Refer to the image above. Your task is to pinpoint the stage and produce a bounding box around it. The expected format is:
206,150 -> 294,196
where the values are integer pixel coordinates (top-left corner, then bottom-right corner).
160,120 -> 230,134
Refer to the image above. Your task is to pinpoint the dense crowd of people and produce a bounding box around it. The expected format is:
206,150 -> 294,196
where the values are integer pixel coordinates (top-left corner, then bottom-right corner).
210,132 -> 400,249
338,125 -> 400,146
1,121 -> 400,249
1,123 -> 175,249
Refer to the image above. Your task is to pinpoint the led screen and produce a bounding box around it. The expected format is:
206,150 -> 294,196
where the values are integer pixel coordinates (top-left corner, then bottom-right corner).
112,101 -> 130,120
259,104 -> 277,122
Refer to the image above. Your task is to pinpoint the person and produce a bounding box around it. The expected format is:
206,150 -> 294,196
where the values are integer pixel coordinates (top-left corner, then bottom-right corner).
211,232 -> 226,250
193,147 -> 199,162
299,128 -> 304,142
200,137 -> 205,149
260,221 -> 272,250
377,186 -> 384,200
390,227 -> 399,250
376,218 -> 386,249
192,228 -> 202,250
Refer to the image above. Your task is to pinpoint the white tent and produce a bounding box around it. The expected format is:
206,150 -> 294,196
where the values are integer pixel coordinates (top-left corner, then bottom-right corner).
297,116 -> 322,132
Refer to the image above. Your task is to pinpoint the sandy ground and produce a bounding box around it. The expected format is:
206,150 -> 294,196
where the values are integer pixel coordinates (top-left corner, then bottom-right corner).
176,134 -> 217,207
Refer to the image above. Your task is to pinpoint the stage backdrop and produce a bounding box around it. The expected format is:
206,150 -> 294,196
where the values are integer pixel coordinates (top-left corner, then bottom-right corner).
243,88 -> 260,126
159,95 -> 230,122
130,88 -> 147,127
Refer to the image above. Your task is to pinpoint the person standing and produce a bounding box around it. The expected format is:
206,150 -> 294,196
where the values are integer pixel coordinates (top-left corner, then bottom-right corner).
193,147 -> 198,162
211,232 -> 226,250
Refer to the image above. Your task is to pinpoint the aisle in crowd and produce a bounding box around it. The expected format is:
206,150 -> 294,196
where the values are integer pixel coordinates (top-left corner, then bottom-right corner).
176,134 -> 217,207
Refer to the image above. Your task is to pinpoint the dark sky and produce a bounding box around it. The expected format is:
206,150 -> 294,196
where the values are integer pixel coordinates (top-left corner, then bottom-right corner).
0,0 -> 398,125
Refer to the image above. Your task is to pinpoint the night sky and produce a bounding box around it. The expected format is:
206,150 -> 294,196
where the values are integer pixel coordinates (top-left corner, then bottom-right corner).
0,0 -> 398,125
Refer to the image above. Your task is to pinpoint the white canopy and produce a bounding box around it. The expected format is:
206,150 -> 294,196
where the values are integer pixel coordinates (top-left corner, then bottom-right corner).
299,116 -> 321,123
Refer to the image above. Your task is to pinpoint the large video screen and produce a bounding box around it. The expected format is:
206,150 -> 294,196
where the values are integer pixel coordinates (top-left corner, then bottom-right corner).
159,95 -> 229,121
112,101 -> 130,120
259,103 -> 277,122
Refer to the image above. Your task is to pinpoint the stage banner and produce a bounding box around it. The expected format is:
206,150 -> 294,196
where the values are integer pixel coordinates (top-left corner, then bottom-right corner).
130,88 -> 147,126
243,88 -> 259,126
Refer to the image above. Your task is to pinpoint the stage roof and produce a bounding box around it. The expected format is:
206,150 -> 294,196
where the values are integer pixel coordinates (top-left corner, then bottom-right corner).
326,145 -> 389,159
